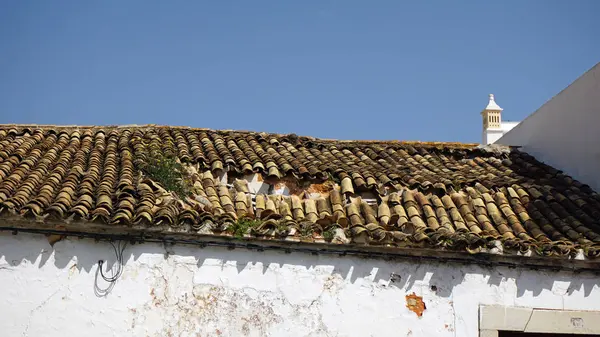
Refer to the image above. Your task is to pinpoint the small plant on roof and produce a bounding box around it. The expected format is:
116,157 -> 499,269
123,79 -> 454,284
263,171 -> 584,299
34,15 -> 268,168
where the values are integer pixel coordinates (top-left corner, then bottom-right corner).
275,222 -> 289,237
299,224 -> 313,239
143,146 -> 192,198
229,218 -> 261,238
323,228 -> 335,242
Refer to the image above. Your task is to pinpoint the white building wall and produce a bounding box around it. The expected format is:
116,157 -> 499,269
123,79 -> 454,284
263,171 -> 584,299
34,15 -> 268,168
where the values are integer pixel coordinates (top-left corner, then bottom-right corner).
483,121 -> 519,145
482,128 -> 504,145
497,62 -> 600,191
500,121 -> 519,134
1,232 -> 600,337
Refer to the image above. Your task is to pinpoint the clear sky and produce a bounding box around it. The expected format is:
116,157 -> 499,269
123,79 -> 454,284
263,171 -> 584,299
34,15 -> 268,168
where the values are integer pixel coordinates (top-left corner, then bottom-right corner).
1,1 -> 598,143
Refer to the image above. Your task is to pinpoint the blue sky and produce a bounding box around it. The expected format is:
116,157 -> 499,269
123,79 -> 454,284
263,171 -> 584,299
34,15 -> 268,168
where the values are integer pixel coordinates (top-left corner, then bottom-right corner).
1,1 -> 598,143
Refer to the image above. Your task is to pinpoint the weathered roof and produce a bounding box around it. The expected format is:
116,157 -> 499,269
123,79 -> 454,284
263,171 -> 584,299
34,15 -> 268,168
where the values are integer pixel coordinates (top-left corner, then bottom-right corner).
1,124 -> 600,262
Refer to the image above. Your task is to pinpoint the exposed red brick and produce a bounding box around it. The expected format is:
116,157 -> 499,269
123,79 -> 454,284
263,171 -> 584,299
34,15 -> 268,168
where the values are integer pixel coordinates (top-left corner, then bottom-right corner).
405,293 -> 426,317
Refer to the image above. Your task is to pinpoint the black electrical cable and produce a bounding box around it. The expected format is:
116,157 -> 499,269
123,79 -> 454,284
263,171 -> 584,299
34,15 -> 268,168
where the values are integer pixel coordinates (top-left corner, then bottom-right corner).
98,240 -> 127,283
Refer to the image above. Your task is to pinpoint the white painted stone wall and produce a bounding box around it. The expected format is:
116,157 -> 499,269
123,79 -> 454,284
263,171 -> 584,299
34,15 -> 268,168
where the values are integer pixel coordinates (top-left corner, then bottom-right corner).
497,62 -> 600,191
1,232 -> 600,337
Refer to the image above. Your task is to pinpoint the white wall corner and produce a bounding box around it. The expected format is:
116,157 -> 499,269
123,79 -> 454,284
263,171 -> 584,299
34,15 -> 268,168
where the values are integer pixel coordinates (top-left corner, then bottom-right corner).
495,62 -> 600,191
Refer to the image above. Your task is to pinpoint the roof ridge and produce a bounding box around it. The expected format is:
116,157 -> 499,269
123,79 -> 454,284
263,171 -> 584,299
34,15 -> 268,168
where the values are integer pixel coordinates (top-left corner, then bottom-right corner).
0,123 -> 492,148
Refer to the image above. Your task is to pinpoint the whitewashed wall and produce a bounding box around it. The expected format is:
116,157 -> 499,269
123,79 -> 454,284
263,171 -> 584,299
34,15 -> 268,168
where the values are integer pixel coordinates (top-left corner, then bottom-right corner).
497,62 -> 600,191
483,121 -> 519,145
1,232 -> 599,337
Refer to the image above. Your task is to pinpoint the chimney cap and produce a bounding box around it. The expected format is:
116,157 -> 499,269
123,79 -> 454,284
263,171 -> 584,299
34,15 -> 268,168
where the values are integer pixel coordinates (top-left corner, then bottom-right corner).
484,93 -> 503,111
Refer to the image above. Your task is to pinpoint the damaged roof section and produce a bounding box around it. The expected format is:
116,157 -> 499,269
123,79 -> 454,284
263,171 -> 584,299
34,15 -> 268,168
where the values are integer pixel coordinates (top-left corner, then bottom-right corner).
1,124 -> 600,260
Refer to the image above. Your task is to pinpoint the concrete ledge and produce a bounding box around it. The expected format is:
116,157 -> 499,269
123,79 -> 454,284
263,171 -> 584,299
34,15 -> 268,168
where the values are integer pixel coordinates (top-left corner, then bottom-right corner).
480,305 -> 600,336
480,305 -> 532,331
479,330 -> 498,337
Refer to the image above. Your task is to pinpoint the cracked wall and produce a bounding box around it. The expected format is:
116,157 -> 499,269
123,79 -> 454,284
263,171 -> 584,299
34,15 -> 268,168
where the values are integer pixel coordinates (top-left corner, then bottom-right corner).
1,232 -> 600,337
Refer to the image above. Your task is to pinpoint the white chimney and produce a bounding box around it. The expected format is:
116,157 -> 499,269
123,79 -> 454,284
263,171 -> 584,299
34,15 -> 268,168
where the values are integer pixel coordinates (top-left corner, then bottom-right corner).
481,94 -> 504,144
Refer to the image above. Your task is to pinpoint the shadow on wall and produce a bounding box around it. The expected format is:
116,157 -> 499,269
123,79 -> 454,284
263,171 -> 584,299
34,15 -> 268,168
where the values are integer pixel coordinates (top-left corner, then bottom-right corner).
0,232 -> 598,300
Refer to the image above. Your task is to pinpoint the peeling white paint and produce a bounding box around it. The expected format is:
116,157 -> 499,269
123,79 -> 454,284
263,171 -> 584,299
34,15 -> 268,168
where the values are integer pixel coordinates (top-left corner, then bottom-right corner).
1,232 -> 599,337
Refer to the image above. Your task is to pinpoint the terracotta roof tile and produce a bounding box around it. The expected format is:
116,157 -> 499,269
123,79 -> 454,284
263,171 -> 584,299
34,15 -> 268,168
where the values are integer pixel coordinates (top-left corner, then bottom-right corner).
1,124 -> 600,259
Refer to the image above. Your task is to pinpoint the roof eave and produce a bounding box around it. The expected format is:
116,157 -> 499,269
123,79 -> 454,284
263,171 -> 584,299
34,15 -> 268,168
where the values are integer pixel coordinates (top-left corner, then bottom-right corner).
2,218 -> 598,274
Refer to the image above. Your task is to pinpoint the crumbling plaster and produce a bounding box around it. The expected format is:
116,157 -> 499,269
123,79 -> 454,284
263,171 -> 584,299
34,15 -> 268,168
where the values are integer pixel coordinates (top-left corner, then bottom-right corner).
1,232 -> 599,337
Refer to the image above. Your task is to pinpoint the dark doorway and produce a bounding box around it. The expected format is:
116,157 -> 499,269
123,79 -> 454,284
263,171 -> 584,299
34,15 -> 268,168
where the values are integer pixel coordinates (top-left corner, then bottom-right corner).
500,332 -> 600,337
